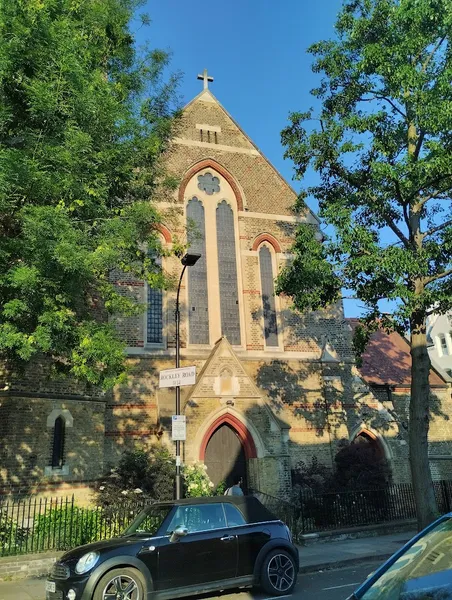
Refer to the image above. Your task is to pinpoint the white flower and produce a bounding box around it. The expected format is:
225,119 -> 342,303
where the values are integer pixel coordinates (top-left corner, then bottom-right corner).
99,486 -> 105,491
121,490 -> 128,495
134,488 -> 143,494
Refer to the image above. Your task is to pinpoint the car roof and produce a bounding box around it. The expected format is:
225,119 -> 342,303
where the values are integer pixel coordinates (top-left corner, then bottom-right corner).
153,495 -> 278,524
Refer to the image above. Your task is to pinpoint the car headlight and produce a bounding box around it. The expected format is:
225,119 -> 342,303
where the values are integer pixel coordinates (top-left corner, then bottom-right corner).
75,551 -> 99,574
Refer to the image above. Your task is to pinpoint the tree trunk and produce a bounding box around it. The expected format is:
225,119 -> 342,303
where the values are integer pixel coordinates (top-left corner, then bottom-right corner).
409,312 -> 438,531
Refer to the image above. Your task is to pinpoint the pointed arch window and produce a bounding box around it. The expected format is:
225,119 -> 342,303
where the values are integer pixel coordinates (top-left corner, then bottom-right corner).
51,416 -> 65,468
216,200 -> 241,345
147,254 -> 163,345
259,245 -> 278,347
187,197 -> 210,344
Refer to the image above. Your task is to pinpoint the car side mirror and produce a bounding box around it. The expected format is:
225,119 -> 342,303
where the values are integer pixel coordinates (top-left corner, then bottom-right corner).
170,526 -> 188,543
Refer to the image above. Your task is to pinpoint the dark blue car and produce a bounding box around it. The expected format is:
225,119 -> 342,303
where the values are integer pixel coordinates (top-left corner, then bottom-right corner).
347,513 -> 452,599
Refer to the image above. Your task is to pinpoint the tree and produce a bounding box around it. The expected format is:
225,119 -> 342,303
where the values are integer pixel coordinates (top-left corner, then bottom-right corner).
278,0 -> 452,530
0,0 -> 180,389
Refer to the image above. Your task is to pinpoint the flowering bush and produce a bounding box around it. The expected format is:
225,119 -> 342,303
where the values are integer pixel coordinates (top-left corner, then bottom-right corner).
183,463 -> 215,497
95,446 -> 175,515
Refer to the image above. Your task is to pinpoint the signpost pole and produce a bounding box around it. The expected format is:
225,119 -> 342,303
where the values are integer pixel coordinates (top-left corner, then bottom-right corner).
175,267 -> 184,501
173,253 -> 200,501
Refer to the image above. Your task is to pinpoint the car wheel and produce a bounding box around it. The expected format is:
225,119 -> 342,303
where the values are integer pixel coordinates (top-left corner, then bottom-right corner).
260,549 -> 297,596
93,567 -> 145,600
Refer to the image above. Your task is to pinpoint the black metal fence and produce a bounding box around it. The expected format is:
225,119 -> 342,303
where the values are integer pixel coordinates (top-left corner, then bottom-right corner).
2,481 -> 452,557
256,480 -> 452,539
0,495 -> 145,557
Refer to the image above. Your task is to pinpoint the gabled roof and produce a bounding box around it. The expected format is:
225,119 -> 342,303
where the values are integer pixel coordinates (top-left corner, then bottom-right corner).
181,89 -> 320,225
347,318 -> 447,387
185,336 -> 290,430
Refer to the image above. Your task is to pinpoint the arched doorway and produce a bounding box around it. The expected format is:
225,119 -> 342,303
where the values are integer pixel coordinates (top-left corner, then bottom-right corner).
354,430 -> 385,460
204,424 -> 248,491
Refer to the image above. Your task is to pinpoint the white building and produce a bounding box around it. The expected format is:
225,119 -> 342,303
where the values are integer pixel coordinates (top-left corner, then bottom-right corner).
427,312 -> 452,380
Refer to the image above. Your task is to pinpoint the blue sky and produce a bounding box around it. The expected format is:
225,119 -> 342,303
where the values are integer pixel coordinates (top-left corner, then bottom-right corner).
136,0 -> 368,317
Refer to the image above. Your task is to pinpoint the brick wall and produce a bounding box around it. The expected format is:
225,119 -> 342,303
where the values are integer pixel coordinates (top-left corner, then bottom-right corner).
0,395 -> 105,496
0,552 -> 62,581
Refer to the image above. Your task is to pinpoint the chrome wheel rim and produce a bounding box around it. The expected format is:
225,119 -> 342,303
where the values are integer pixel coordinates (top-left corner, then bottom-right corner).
267,553 -> 295,592
102,574 -> 140,600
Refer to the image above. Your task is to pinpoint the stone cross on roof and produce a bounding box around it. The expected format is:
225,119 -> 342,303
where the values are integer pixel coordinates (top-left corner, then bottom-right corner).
197,68 -> 214,90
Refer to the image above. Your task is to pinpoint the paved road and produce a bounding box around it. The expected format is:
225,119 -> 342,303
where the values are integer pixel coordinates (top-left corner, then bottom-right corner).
0,562 -> 380,600
191,561 -> 379,600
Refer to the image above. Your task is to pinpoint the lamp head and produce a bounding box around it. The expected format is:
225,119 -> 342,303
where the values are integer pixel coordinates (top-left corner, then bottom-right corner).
181,253 -> 201,267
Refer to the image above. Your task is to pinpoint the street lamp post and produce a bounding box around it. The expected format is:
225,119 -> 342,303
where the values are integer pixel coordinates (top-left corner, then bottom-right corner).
174,252 -> 201,500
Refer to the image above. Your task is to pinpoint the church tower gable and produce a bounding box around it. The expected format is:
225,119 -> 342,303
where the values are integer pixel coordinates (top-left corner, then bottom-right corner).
165,83 -> 318,222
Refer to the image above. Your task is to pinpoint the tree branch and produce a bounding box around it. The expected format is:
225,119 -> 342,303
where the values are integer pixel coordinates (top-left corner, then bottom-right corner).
425,267 -> 452,286
418,185 -> 452,208
411,174 -> 452,206
381,213 -> 411,248
366,91 -> 407,119
424,218 -> 452,239
421,35 -> 446,73
414,130 -> 425,160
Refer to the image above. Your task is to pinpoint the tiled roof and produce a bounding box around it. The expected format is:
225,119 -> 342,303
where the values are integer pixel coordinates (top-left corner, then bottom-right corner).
347,318 -> 446,387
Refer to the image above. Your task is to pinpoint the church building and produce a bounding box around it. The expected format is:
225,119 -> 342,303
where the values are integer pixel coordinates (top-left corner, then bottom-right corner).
1,73 -> 451,500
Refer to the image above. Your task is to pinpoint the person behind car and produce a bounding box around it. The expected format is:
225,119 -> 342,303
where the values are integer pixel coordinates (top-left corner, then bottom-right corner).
225,475 -> 244,496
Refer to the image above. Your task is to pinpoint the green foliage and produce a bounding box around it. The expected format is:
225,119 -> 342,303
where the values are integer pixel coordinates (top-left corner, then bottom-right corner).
291,456 -> 332,492
34,507 -> 102,551
214,481 -> 227,496
95,447 -> 176,514
0,0 -> 180,388
330,438 -> 393,491
278,0 -> 452,336
291,443 -> 391,495
183,462 -> 215,497
0,513 -> 27,556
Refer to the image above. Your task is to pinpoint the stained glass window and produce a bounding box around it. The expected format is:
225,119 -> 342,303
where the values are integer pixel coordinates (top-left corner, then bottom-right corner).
147,285 -> 163,344
187,198 -> 210,344
259,246 -> 278,347
147,255 -> 163,345
216,201 -> 241,345
198,172 -> 220,195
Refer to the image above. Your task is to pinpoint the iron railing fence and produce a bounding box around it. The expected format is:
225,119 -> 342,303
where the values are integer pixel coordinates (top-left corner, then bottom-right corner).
2,480 -> 452,557
0,495 -> 146,557
255,480 -> 452,538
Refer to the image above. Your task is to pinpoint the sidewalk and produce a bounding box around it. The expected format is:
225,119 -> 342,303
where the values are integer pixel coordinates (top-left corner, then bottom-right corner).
0,530 -> 416,600
298,529 -> 415,573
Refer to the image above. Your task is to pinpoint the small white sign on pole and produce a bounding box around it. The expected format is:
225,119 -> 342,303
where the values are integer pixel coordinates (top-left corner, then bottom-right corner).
159,366 -> 196,388
172,415 -> 186,441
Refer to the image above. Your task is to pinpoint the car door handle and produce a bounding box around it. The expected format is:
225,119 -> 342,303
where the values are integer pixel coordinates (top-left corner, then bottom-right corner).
220,535 -> 236,542
140,545 -> 156,553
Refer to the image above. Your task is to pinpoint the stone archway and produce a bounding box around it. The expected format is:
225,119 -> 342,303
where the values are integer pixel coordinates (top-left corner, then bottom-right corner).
353,429 -> 387,461
199,414 -> 257,492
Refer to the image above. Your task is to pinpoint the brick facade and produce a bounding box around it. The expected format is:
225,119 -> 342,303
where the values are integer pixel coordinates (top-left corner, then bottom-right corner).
1,86 -> 451,501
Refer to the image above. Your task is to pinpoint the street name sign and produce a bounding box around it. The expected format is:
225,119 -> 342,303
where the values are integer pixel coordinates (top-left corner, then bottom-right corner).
159,366 -> 196,388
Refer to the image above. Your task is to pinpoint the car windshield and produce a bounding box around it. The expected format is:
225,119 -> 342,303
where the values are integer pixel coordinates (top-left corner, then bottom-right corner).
361,517 -> 452,599
122,505 -> 172,537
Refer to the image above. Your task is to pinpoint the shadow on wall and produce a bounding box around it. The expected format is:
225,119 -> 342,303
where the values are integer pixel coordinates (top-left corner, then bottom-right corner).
0,396 -> 105,497
1,323 -> 452,497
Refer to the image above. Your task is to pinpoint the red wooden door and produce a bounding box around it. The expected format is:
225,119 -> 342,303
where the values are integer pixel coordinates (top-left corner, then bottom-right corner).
204,424 -> 247,491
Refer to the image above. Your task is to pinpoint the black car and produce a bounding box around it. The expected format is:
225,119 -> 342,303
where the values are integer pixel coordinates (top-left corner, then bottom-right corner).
45,496 -> 299,600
